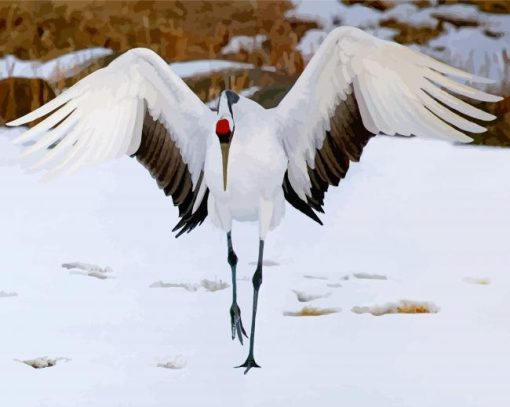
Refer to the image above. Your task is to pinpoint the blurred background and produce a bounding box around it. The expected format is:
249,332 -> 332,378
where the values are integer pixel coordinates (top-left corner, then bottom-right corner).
0,0 -> 508,145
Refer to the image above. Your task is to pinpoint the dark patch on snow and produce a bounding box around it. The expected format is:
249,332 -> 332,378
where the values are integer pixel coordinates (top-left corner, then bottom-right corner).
283,306 -> 340,317
352,300 -> 439,316
0,291 -> 18,298
248,259 -> 280,267
63,262 -> 114,279
17,356 -> 70,369
292,289 -> 331,302
353,272 -> 387,280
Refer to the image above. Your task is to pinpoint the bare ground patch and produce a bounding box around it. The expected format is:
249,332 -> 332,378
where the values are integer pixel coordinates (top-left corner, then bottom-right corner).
352,300 -> 439,316
283,306 -> 340,317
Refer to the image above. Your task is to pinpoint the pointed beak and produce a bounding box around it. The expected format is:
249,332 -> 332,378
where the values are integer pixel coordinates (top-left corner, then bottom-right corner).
216,118 -> 233,191
220,142 -> 230,191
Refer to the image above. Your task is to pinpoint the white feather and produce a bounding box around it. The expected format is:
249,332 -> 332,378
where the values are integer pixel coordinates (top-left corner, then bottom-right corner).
10,48 -> 214,187
276,26 -> 501,199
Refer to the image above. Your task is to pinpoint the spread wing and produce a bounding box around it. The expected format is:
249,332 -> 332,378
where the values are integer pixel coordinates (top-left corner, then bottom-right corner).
276,26 -> 502,224
7,48 -> 214,236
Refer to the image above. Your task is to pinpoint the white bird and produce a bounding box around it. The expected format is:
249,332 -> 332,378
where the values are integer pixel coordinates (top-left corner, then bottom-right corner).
7,26 -> 501,374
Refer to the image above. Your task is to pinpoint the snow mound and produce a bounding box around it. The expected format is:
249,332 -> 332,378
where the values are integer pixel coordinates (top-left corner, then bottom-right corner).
63,262 -> 114,280
352,300 -> 440,316
0,48 -> 112,83
62,262 -> 113,274
150,279 -> 229,292
292,289 -> 331,302
157,356 -> 186,370
169,60 -> 275,79
221,35 -> 267,54
17,357 -> 70,369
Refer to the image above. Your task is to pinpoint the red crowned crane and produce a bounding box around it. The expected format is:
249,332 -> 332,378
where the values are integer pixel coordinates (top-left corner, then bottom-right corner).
8,26 -> 502,374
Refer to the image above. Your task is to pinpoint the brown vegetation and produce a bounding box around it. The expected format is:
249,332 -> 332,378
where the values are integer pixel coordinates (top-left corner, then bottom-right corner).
0,1 -> 315,75
0,1 -> 508,145
0,77 -> 55,126
380,18 -> 444,44
352,300 -> 439,316
283,306 -> 340,317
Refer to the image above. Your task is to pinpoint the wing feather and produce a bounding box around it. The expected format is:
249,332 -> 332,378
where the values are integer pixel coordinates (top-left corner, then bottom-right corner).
276,26 -> 501,222
8,48 -> 213,235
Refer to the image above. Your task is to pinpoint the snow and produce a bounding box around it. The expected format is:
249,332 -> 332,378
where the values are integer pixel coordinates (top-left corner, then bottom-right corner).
351,300 -> 440,316
169,60 -> 275,79
1,52 -> 275,87
291,289 -> 331,302
296,29 -> 328,58
17,357 -> 71,369
353,272 -> 387,280
221,35 -> 267,54
0,291 -> 18,298
290,0 -> 510,88
1,125 -> 510,405
287,0 -> 345,31
425,25 -> 510,86
0,48 -> 112,83
383,3 -> 437,28
149,279 -> 229,292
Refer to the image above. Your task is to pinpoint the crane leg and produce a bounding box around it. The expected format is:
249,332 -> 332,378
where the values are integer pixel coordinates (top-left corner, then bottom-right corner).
236,239 -> 264,374
227,231 -> 247,345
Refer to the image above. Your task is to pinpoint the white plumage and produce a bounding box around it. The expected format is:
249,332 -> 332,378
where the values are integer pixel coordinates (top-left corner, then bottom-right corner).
7,26 -> 501,373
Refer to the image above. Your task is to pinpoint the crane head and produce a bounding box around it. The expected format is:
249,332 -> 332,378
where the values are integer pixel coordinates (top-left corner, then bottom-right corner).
215,90 -> 239,191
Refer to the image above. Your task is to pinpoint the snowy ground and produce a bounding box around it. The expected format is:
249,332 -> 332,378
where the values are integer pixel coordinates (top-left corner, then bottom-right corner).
1,127 -> 510,406
291,0 -> 510,90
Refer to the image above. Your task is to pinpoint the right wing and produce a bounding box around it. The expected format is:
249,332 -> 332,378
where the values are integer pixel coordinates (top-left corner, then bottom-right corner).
275,26 -> 501,223
7,48 -> 214,236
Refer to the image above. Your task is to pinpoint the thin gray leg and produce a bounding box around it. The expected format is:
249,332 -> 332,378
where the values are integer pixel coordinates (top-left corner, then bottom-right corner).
237,239 -> 264,374
227,231 -> 247,344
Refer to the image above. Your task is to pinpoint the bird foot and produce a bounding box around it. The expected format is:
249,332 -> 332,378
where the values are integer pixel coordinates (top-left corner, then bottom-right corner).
230,302 -> 247,345
236,356 -> 261,375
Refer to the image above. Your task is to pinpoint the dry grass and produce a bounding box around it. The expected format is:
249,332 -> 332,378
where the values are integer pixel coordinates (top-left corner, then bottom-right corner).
438,0 -> 510,14
283,306 -> 340,317
380,18 -> 444,45
0,77 -> 55,126
352,300 -> 439,316
0,1 -> 314,75
0,0 -> 508,145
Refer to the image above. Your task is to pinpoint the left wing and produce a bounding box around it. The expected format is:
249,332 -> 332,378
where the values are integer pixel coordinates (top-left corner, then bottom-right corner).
7,48 -> 214,236
276,26 -> 502,223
